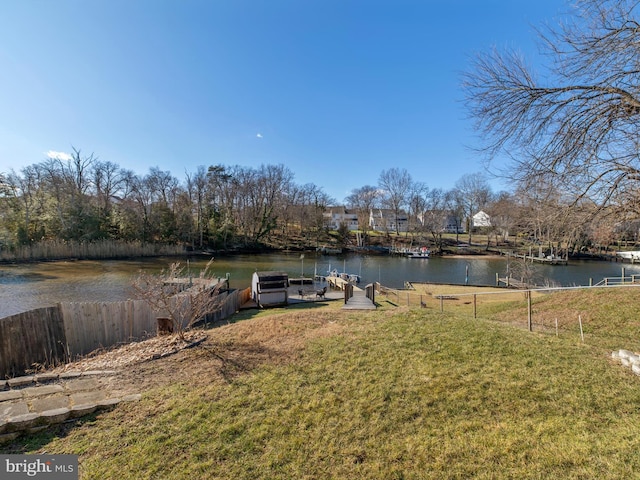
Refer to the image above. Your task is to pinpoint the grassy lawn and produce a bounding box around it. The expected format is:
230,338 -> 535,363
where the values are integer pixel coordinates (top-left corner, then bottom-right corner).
5,289 -> 640,479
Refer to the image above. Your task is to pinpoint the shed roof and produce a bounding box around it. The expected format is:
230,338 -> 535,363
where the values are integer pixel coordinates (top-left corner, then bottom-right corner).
254,271 -> 288,280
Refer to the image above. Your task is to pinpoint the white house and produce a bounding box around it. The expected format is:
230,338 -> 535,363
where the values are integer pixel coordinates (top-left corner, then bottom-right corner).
472,210 -> 491,228
324,207 -> 360,231
369,209 -> 409,233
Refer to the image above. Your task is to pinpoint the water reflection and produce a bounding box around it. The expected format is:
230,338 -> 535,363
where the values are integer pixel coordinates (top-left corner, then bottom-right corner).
0,253 -> 638,318
0,271 -> 57,284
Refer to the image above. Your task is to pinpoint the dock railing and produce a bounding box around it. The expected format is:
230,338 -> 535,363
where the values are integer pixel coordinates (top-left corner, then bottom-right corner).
365,283 -> 375,304
344,284 -> 354,304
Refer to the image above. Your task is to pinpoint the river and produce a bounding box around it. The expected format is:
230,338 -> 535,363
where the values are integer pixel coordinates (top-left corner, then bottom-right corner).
0,253 -> 637,318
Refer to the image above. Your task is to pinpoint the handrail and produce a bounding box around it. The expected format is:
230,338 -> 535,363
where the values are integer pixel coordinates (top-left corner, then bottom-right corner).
593,275 -> 640,287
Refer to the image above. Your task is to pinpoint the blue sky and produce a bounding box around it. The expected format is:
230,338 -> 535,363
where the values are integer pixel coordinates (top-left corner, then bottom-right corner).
0,0 -> 569,202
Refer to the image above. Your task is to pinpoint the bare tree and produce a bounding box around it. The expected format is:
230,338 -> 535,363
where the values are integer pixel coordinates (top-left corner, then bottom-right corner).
146,167 -> 178,207
93,160 -> 125,212
453,173 -> 492,244
420,187 -> 449,253
378,168 -> 412,235
406,181 -> 428,239
486,191 -> 516,246
295,183 -> 333,246
186,165 -> 207,248
505,255 -> 541,288
345,185 -> 380,244
464,0 -> 640,217
132,259 -> 224,339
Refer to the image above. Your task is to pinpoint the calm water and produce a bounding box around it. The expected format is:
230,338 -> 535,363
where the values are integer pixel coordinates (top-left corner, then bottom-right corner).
0,253 -> 636,318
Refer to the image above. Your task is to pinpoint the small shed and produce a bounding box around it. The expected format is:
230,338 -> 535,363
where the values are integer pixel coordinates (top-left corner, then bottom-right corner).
251,271 -> 289,308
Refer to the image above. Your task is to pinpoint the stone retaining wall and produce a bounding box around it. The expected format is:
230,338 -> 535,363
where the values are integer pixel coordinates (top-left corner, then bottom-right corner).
0,371 -> 140,444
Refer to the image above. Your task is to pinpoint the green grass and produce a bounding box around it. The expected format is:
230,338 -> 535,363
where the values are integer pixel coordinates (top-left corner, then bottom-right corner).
6,289 -> 640,478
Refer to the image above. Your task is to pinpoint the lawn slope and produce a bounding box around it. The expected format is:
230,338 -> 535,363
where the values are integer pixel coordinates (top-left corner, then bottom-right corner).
5,289 -> 640,479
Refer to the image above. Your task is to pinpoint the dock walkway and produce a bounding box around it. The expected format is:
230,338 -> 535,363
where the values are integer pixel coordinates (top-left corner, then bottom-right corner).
502,251 -> 567,265
342,291 -> 376,310
326,276 -> 350,290
497,277 -> 530,289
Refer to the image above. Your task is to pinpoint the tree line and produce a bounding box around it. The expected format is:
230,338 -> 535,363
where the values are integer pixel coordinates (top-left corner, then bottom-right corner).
345,168 -> 635,256
0,149 -> 334,252
0,147 -> 632,259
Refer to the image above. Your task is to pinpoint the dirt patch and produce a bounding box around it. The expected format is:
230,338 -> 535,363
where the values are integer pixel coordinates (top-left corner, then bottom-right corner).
52,331 -> 209,373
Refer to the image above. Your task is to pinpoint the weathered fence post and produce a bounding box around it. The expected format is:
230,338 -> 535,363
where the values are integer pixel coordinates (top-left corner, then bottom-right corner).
473,294 -> 477,319
579,315 -> 584,342
527,292 -> 532,332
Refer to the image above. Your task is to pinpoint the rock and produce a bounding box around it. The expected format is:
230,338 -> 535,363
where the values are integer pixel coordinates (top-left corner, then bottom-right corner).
6,413 -> 40,432
619,349 -> 634,359
97,398 -> 121,409
0,390 -> 23,402
7,376 -> 34,388
69,404 -> 97,419
40,408 -> 71,425
35,373 -> 60,383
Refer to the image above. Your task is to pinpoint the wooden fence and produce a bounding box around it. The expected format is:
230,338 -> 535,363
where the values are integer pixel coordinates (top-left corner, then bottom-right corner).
60,300 -> 158,357
200,289 -> 241,326
0,289 -> 242,378
238,287 -> 252,306
0,306 -> 67,378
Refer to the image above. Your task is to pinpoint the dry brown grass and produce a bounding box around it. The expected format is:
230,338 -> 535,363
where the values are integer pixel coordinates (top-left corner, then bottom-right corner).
380,283 -> 544,311
58,309 -> 349,394
488,286 -> 640,350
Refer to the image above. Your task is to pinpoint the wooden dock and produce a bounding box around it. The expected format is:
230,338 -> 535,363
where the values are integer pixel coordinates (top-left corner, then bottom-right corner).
497,277 -> 530,289
342,291 -> 376,310
502,252 -> 567,265
164,277 -> 227,291
327,276 -> 350,290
